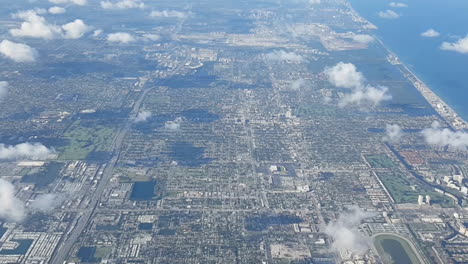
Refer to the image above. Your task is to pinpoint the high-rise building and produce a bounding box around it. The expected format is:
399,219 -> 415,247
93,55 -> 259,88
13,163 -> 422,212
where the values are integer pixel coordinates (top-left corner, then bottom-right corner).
425,195 -> 431,205
418,195 -> 424,205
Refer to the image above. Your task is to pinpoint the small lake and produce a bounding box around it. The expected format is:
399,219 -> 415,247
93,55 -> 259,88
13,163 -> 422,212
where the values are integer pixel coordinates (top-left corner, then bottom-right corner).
130,181 -> 156,201
374,234 -> 422,264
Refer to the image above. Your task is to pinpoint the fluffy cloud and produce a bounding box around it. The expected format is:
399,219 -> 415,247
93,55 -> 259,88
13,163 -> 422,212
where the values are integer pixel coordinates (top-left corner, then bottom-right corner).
324,206 -> 375,255
134,110 -> 151,123
0,40 -> 37,62
93,29 -> 103,37
10,10 -> 89,40
378,10 -> 400,19
143,34 -> 161,41
0,179 -> 25,222
49,0 -> 87,5
165,117 -> 183,130
389,2 -> 408,8
150,10 -> 186,18
383,124 -> 403,143
324,62 -> 392,108
107,32 -> 136,43
265,50 -> 304,63
441,35 -> 468,54
62,19 -> 89,39
0,81 -> 8,99
290,79 -> 306,90
324,62 -> 365,89
30,193 -> 64,211
339,85 -> 392,108
10,10 -> 62,39
421,121 -> 468,150
352,34 -> 375,44
290,0 -> 320,4
0,142 -> 54,160
101,0 -> 145,9
49,6 -> 66,14
421,29 -> 440,38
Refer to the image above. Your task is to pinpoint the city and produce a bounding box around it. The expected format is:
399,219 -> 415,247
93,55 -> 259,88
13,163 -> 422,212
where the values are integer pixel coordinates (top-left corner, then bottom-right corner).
0,0 -> 467,263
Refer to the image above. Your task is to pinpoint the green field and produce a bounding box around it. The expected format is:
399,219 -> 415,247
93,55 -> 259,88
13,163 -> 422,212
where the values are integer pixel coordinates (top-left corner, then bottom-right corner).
293,105 -> 337,117
366,154 -> 397,169
118,174 -> 151,183
94,247 -> 112,259
377,171 -> 453,207
58,121 -> 115,160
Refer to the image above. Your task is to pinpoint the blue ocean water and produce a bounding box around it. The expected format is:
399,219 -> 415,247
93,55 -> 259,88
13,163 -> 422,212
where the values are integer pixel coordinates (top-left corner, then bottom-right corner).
349,0 -> 468,120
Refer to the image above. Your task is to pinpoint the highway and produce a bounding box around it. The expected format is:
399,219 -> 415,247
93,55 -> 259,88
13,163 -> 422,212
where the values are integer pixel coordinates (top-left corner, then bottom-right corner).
49,86 -> 152,264
49,42 -> 192,264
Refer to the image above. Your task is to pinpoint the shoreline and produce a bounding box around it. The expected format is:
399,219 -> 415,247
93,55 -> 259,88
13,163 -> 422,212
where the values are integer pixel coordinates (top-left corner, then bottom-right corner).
378,37 -> 468,130
347,2 -> 468,130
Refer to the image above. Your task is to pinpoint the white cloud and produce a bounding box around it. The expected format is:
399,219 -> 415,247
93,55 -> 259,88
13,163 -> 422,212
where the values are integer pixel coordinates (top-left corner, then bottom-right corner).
383,124 -> 403,143
324,206 -> 375,255
27,8 -> 48,15
30,193 -> 64,211
421,121 -> 468,150
0,142 -> 54,160
352,34 -> 375,44
421,29 -> 440,38
134,110 -> 151,123
49,6 -> 66,14
389,2 -> 408,8
62,19 -> 89,39
49,0 -> 87,5
107,32 -> 136,43
0,179 -> 25,222
324,62 -> 392,107
0,40 -> 37,62
324,62 -> 392,108
378,10 -> 400,19
101,0 -> 145,9
265,50 -> 304,63
339,85 -> 392,108
0,81 -> 8,99
143,34 -> 161,41
324,62 -> 365,89
291,0 -> 320,4
93,29 -> 103,37
10,10 -> 62,39
290,79 -> 306,90
165,117 -> 183,130
441,35 -> 468,54
149,10 -> 186,18
10,10 -> 89,40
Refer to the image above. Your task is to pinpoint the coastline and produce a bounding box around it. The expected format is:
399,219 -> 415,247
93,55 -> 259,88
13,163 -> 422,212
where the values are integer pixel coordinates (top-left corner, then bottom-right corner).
378,37 -> 468,130
347,2 -> 468,130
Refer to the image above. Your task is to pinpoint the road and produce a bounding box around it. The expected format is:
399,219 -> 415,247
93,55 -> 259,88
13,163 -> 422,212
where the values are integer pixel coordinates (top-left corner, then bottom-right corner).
49,86 -> 152,263
49,39 -> 192,264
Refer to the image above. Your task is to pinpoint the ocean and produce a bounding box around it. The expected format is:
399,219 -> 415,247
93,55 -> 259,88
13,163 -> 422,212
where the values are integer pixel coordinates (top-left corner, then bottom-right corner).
349,0 -> 468,121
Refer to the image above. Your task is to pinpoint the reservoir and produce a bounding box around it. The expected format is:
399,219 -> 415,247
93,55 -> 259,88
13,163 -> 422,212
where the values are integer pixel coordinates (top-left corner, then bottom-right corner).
130,181 -> 156,200
373,234 -> 423,264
